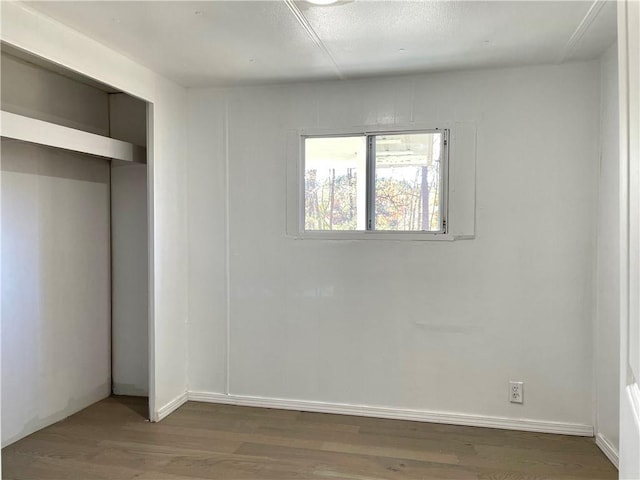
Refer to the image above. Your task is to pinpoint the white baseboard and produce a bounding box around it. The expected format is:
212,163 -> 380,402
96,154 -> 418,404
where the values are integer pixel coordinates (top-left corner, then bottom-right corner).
187,391 -> 594,437
596,432 -> 619,469
154,391 -> 188,422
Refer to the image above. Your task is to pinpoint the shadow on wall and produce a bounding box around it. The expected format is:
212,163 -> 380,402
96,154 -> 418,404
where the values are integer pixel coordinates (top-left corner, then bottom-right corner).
0,381 -> 111,448
1,139 -> 112,447
1,139 -> 111,183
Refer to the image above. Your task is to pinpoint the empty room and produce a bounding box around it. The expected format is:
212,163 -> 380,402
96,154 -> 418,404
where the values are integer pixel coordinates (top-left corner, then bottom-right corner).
1,0 -> 639,478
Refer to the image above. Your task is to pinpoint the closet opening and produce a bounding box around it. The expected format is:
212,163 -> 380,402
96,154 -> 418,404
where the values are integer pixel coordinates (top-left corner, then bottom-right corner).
1,42 -> 152,446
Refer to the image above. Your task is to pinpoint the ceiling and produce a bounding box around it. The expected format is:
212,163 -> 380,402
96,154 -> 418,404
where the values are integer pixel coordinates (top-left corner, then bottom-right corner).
24,0 -> 617,88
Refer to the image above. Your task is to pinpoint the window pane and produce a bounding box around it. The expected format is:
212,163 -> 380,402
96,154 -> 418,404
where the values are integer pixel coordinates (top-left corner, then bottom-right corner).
304,136 -> 367,231
374,132 -> 443,231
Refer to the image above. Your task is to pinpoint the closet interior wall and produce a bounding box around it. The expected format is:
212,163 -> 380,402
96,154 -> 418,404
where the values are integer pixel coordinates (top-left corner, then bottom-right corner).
0,48 -> 149,446
110,93 -> 149,397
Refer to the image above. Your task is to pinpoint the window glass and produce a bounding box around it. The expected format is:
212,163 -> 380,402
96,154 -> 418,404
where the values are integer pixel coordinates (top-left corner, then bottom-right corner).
303,130 -> 446,233
373,132 -> 443,232
304,136 -> 366,230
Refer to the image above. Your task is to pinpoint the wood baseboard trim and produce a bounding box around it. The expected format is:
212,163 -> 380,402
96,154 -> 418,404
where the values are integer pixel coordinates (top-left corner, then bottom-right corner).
155,392 -> 188,422
595,432 -> 619,469
187,391 -> 593,437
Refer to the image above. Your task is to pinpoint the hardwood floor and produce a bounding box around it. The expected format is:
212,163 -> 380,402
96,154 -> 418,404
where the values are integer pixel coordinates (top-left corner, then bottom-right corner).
2,396 -> 617,479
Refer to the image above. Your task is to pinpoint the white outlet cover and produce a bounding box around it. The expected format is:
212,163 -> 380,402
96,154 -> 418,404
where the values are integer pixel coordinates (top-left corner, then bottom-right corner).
509,381 -> 524,404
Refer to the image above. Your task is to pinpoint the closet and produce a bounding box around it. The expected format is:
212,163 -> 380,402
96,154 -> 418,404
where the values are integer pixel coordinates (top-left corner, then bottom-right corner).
1,43 -> 150,446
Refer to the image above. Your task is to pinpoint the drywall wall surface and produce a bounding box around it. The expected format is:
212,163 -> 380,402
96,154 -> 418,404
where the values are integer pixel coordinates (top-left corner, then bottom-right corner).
187,61 -> 600,426
109,93 -> 147,146
0,2 -> 155,102
110,93 -> 149,397
596,42 -> 620,460
111,163 -> 149,396
151,76 -> 189,414
1,140 -> 111,446
0,52 -> 110,135
1,1 -> 189,418
186,89 -> 228,393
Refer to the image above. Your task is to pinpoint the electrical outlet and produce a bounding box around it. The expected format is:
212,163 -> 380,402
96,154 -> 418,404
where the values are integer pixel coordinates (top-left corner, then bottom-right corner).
509,381 -> 524,404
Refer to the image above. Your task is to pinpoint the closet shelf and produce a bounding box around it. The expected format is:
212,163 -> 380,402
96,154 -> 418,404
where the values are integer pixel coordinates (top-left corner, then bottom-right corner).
0,110 -> 146,163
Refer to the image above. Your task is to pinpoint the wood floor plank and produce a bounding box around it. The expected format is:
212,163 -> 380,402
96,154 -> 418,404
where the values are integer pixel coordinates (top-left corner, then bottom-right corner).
319,441 -> 460,465
2,396 -> 617,480
235,441 -> 492,480
122,422 -> 326,451
255,423 -> 477,457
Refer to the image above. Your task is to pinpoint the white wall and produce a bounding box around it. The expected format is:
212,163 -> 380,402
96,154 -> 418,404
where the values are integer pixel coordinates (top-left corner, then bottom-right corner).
617,1 -> 640,476
110,93 -> 149,396
1,140 -> 111,446
0,53 -> 109,135
596,43 -> 620,463
1,1 -> 189,420
187,90 -> 228,394
109,93 -> 147,146
150,78 -> 188,417
187,61 -> 601,430
111,163 -> 149,396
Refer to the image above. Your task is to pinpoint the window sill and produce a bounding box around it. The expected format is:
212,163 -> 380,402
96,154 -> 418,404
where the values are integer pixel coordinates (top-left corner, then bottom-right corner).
289,231 -> 462,241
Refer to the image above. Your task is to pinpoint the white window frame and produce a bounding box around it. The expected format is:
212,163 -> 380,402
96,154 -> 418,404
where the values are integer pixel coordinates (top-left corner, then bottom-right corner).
297,125 -> 452,240
286,121 -> 476,241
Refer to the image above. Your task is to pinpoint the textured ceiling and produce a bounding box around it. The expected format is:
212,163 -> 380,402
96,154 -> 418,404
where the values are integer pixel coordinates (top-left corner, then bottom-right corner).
25,0 -> 617,87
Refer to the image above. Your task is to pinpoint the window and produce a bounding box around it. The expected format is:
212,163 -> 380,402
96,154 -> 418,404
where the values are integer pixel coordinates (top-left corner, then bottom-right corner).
303,130 -> 448,233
